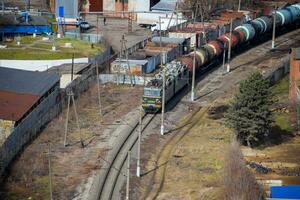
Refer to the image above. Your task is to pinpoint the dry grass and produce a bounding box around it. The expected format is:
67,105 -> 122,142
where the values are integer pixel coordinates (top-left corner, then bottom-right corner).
224,140 -> 265,200
2,83 -> 143,200
143,103 -> 232,200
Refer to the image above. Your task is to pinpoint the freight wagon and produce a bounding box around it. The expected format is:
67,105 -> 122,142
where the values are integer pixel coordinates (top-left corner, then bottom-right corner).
142,2 -> 300,113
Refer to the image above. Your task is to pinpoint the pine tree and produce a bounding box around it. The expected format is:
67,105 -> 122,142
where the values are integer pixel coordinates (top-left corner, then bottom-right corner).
226,72 -> 274,147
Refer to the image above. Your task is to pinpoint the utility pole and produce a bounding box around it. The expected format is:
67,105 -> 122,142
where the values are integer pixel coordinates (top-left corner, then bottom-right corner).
159,16 -> 165,136
226,18 -> 233,73
238,0 -> 241,12
222,47 -> 226,75
126,151 -> 131,200
48,143 -> 53,200
96,14 -> 99,43
2,0 -> 4,15
120,35 -> 134,86
128,12 -> 133,33
136,106 -> 142,177
71,53 -> 74,81
191,10 -> 197,101
272,9 -> 277,49
64,89 -> 84,148
96,62 -> 103,117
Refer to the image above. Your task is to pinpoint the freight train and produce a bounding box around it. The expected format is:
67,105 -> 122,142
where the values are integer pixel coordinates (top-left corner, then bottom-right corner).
142,3 -> 300,112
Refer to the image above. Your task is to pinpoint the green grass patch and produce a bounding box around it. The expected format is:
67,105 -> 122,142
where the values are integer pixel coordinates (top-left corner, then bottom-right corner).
272,75 -> 289,96
0,36 -> 104,60
274,113 -> 294,132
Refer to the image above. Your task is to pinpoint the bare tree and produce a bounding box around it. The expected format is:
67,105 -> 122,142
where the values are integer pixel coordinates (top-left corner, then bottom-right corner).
223,140 -> 265,200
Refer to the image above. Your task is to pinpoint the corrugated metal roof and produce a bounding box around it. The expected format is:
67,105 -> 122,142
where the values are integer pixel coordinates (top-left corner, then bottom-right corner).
152,36 -> 185,44
0,90 -> 39,121
0,14 -> 49,26
151,0 -> 177,11
0,67 -> 59,96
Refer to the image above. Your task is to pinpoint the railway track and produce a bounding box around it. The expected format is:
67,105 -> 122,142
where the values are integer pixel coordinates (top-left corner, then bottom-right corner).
96,113 -> 156,200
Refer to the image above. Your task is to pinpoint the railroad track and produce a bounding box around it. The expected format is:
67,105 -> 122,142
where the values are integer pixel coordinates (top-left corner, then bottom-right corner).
96,113 -> 156,200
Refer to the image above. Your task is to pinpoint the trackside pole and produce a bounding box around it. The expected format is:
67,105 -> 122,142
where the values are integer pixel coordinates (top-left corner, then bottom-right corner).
126,151 -> 131,200
226,18 -> 233,73
137,107 -> 142,177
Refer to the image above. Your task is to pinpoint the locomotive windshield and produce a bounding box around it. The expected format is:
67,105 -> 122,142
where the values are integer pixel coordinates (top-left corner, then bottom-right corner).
144,88 -> 161,97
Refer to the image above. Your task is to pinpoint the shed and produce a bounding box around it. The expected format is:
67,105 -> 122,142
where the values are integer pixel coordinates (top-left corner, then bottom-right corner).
111,59 -> 149,75
0,67 -> 59,122
0,14 -> 52,34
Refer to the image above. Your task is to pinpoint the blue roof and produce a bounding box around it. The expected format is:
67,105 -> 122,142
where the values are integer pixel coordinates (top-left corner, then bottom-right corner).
151,0 -> 178,11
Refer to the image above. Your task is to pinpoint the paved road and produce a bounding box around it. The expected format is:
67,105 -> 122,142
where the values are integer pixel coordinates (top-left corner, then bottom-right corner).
84,15 -> 152,52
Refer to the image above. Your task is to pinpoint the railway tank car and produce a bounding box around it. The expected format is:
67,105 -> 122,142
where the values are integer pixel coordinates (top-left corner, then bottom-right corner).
143,2 -> 300,113
178,2 -> 300,76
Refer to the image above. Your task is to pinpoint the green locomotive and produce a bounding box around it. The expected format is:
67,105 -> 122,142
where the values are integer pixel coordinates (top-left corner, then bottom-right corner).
142,61 -> 189,112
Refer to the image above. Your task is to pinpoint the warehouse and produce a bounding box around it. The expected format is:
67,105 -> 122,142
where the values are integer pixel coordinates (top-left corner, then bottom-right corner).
0,67 -> 60,175
0,13 -> 52,35
0,67 -> 60,132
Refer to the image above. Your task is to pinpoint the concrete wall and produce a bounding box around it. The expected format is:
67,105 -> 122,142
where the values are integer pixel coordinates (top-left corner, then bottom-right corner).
103,0 -> 115,11
0,85 -> 61,178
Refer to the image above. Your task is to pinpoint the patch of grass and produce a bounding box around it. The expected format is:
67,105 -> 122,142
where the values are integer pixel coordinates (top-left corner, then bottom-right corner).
274,113 -> 294,132
272,75 -> 289,96
0,36 -> 104,60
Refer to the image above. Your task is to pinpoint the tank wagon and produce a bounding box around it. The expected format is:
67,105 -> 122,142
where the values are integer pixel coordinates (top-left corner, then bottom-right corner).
180,2 -> 300,75
143,2 -> 300,112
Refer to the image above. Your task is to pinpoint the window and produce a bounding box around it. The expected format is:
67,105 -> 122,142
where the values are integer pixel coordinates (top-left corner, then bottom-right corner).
144,88 -> 161,97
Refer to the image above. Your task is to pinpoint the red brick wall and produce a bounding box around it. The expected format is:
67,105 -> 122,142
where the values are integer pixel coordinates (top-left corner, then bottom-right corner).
289,49 -> 300,105
89,0 -> 103,12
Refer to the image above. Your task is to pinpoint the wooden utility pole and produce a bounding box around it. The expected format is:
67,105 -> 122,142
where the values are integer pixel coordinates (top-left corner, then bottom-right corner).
48,143 -> 53,200
96,63 -> 103,117
64,90 -> 84,148
128,12 -> 133,33
120,35 -> 134,86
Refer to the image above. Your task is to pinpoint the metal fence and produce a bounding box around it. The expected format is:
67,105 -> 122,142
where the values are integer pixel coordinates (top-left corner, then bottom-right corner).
65,31 -> 104,44
0,86 -> 61,178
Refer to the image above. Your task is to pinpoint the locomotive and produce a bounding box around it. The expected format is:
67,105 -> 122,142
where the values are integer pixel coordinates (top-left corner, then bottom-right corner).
142,3 -> 300,113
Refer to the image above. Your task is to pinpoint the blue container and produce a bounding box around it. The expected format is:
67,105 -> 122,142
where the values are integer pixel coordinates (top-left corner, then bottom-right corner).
271,186 -> 300,199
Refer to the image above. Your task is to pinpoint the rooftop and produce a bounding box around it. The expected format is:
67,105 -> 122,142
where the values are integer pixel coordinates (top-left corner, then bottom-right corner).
0,67 -> 59,96
151,0 -> 177,11
0,67 -> 59,122
0,14 -> 49,26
